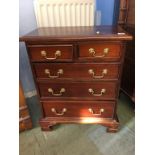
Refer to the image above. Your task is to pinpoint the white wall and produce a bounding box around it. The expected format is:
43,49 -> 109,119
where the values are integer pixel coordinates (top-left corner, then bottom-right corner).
19,0 -> 37,94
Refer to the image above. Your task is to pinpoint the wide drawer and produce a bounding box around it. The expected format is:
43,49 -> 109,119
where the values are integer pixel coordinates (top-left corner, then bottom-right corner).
79,42 -> 122,61
38,81 -> 117,100
42,101 -> 115,118
28,45 -> 73,62
34,63 -> 120,80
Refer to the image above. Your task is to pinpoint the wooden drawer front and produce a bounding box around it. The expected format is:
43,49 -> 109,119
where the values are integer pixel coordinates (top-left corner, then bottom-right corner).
42,101 -> 114,118
19,108 -> 29,118
38,82 -> 117,100
19,106 -> 29,118
19,119 -> 32,132
34,63 -> 120,80
28,45 -> 73,62
79,43 -> 122,61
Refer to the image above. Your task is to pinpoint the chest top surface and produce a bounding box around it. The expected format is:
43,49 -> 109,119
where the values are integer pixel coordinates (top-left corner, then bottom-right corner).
20,26 -> 132,42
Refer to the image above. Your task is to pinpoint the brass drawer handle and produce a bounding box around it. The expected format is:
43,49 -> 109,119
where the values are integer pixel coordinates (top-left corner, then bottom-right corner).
89,48 -> 109,58
48,88 -> 65,96
88,88 -> 106,96
41,50 -> 61,60
88,69 -> 108,79
45,69 -> 63,79
51,108 -> 67,116
88,108 -> 104,116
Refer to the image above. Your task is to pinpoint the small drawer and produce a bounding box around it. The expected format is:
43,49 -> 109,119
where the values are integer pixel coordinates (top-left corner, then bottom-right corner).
79,42 -> 122,61
38,81 -> 117,100
34,63 -> 120,80
42,101 -> 115,118
28,45 -> 73,62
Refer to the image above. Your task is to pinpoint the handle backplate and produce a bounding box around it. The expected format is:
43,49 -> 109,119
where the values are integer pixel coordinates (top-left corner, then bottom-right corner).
89,48 -> 109,58
88,88 -> 106,96
48,88 -> 65,96
88,69 -> 108,79
88,108 -> 104,115
51,108 -> 67,116
41,50 -> 61,60
45,69 -> 63,79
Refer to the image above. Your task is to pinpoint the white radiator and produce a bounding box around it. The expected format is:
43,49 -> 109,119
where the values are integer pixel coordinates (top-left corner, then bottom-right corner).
34,0 -> 95,27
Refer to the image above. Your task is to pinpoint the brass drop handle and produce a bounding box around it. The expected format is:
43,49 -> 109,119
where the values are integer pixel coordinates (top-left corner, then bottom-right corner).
88,88 -> 106,96
45,69 -> 63,79
88,69 -> 108,79
89,48 -> 109,58
51,108 -> 67,116
88,108 -> 104,116
48,88 -> 65,96
41,50 -> 61,60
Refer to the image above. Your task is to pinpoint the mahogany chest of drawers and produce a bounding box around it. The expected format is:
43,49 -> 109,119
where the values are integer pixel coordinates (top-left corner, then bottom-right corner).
20,26 -> 132,132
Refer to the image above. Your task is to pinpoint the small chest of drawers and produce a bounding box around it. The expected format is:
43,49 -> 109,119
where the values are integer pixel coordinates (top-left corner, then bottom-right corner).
20,26 -> 132,132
